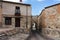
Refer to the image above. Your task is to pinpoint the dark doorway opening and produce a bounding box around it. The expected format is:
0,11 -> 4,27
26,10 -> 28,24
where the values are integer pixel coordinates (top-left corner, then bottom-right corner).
15,18 -> 20,27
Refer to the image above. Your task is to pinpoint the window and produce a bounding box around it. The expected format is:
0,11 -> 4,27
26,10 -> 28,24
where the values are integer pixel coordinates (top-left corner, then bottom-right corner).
5,17 -> 11,25
15,6 -> 20,16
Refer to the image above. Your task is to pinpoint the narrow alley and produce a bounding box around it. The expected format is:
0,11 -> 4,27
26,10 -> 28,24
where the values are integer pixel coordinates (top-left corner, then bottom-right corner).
26,30 -> 54,40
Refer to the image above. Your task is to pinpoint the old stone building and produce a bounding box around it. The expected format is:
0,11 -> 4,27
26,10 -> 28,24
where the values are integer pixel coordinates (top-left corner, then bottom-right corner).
32,16 -> 39,30
0,0 -> 32,33
38,3 -> 60,37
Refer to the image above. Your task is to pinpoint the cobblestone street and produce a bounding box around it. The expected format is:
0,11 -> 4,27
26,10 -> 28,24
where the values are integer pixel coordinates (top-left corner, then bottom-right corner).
26,30 -> 54,40
0,33 -> 29,40
8,33 -> 29,40
0,30 -> 58,40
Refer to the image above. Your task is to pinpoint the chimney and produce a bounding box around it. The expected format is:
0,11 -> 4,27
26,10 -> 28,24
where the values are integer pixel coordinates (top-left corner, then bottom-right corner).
20,0 -> 22,2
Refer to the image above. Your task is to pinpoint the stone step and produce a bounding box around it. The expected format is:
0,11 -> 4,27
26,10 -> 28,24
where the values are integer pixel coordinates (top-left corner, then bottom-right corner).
0,28 -> 18,36
5,29 -> 17,36
0,34 -> 6,37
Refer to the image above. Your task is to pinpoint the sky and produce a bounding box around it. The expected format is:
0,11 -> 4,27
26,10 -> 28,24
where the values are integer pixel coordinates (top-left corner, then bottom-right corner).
4,0 -> 60,16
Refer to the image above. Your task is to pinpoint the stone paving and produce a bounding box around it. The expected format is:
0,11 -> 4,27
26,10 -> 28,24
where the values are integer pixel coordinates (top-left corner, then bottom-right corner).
0,33 -> 29,40
8,33 -> 29,40
0,30 -> 60,40
26,30 -> 54,40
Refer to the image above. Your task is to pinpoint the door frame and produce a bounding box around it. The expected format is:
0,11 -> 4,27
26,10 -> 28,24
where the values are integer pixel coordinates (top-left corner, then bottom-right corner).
15,18 -> 20,27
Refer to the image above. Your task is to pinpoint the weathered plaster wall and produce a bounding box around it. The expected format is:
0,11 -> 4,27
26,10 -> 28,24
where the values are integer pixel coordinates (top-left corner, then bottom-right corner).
38,4 -> 60,37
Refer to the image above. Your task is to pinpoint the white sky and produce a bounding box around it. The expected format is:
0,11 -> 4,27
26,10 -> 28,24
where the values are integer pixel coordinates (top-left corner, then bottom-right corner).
4,0 -> 27,2
4,0 -> 19,2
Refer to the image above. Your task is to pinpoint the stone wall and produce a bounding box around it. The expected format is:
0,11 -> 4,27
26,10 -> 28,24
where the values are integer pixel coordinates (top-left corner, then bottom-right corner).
2,16 -> 31,33
0,3 -> 2,27
32,16 -> 39,29
2,2 -> 31,16
0,1 -> 32,33
38,4 -> 60,37
2,17 -> 15,28
20,16 -> 31,33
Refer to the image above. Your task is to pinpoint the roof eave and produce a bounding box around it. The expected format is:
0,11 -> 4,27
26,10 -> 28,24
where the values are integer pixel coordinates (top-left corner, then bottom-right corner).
1,1 -> 31,6
45,3 -> 60,9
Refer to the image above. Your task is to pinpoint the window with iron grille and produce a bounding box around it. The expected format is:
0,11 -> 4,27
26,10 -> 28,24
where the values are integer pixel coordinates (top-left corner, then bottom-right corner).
5,17 -> 11,25
15,6 -> 20,16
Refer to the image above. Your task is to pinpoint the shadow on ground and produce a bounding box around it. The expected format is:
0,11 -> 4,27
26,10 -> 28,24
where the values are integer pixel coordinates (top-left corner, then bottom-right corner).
26,30 -> 54,40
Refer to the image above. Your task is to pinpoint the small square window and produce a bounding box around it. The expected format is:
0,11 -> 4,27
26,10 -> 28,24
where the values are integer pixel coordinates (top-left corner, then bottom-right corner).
5,17 -> 12,25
